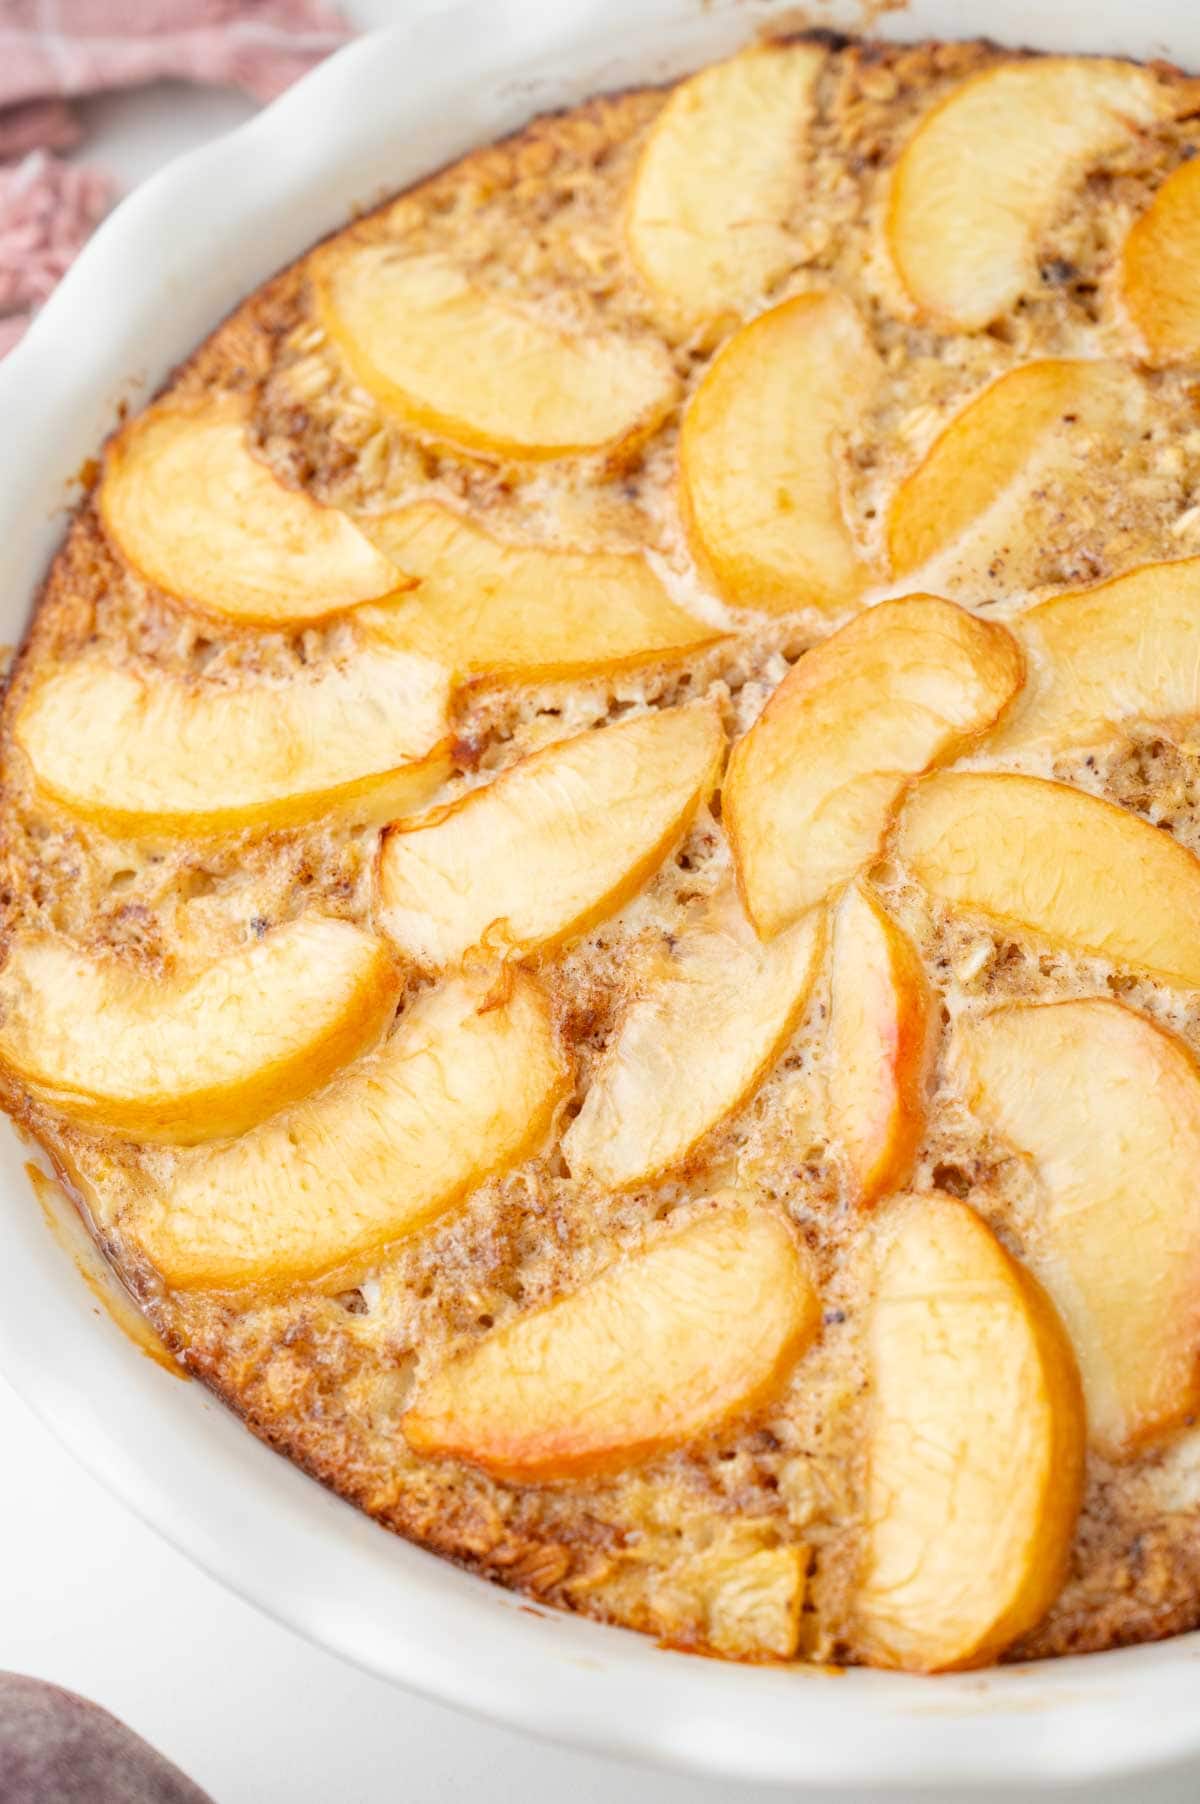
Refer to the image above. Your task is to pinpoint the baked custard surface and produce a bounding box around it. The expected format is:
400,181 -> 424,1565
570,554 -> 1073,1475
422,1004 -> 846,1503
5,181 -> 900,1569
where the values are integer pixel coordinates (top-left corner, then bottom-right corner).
5,32 -> 1200,1668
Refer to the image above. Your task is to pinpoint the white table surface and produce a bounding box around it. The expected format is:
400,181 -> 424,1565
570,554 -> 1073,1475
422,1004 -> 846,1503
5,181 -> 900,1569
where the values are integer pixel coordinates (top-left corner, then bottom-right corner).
4,10 -> 1200,1800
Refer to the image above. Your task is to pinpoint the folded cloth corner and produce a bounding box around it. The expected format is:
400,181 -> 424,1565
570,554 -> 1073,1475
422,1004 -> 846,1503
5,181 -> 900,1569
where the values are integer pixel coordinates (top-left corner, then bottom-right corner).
0,0 -> 351,353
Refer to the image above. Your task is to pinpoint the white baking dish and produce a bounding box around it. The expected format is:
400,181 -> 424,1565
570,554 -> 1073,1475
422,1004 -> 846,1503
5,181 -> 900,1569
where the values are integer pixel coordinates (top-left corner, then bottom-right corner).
1,0 -> 1198,1787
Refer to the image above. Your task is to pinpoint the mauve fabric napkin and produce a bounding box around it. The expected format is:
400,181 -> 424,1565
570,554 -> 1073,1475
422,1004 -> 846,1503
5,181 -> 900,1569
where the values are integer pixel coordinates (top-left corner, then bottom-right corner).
0,0 -> 350,353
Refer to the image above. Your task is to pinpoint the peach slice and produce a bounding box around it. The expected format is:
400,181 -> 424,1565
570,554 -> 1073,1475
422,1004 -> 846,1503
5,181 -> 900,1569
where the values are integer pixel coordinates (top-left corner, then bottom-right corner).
130,969 -> 569,1289
0,919 -> 397,1145
98,396 -> 404,625
679,290 -> 880,613
562,882 -> 822,1189
990,557 -> 1200,755
403,1203 -> 818,1481
379,704 -> 722,967
625,43 -> 823,336
956,999 -> 1200,1456
360,500 -> 722,680
723,595 -> 1022,938
858,1191 -> 1084,1672
886,58 -> 1166,329
888,359 -> 1140,579
897,771 -> 1200,989
1122,156 -> 1200,362
827,882 -> 934,1208
315,249 -> 678,461
15,645 -> 451,839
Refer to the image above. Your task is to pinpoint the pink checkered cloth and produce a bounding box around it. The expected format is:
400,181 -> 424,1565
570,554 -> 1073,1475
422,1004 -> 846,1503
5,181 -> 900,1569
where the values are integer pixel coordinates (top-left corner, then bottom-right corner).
0,0 -> 350,353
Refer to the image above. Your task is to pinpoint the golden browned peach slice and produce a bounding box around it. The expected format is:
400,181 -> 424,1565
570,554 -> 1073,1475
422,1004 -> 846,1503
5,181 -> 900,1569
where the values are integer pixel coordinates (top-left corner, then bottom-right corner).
379,704 -> 722,967
0,918 -> 398,1145
315,249 -> 678,461
858,1191 -> 1084,1671
15,645 -> 451,839
956,999 -> 1200,1456
679,290 -> 879,613
897,771 -> 1200,989
130,969 -> 569,1289
1122,156 -> 1200,362
888,359 -> 1139,579
886,59 -> 1166,329
625,43 -> 823,336
99,397 -> 404,624
827,882 -> 934,1208
723,596 -> 1022,938
989,557 -> 1200,755
403,1203 -> 818,1481
360,500 -> 722,680
562,882 -> 822,1189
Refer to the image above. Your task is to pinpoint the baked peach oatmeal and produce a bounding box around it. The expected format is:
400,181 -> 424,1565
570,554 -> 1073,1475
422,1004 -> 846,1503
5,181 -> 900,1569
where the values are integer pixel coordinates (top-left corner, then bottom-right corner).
6,31 -> 1200,1671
